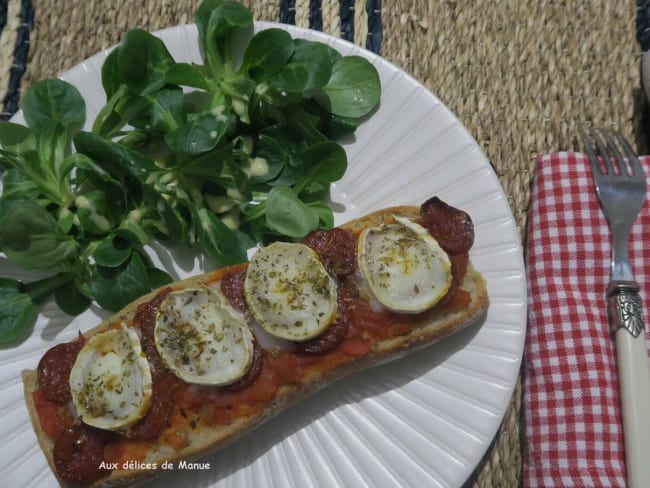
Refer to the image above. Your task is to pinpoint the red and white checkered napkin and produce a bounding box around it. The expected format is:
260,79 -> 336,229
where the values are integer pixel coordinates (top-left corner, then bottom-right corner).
524,152 -> 650,487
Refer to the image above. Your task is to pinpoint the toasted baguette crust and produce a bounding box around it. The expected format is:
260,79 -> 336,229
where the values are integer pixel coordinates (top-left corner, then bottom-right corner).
22,205 -> 489,487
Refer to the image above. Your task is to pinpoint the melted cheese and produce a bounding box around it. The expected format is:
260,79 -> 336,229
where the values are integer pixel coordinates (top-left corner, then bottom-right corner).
154,287 -> 254,386
358,215 -> 452,312
244,242 -> 338,341
69,324 -> 152,431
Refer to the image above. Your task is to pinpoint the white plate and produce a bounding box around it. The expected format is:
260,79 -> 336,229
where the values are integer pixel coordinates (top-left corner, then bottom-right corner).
1,22 -> 526,488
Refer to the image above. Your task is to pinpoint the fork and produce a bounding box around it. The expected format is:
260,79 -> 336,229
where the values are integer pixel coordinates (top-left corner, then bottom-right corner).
582,130 -> 650,488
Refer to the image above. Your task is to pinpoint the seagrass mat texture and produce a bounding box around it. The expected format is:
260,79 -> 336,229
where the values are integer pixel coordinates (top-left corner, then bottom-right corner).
1,0 -> 646,486
0,0 -> 33,119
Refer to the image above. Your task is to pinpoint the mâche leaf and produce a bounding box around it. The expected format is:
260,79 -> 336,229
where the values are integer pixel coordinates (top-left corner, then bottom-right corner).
265,186 -> 320,238
0,278 -> 40,345
0,201 -> 80,273
22,79 -> 85,134
89,251 -> 153,312
241,28 -> 294,77
116,29 -> 176,96
196,207 -> 248,266
54,281 -> 92,316
0,274 -> 74,345
319,56 -> 381,118
269,39 -> 333,92
92,234 -> 132,267
165,112 -> 230,155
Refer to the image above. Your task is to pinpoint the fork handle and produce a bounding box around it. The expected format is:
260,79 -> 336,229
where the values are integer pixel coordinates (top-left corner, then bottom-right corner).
608,281 -> 650,488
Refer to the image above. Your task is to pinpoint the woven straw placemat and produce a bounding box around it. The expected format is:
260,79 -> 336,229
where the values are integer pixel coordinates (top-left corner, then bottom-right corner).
1,0 -> 646,486
0,0 -> 33,119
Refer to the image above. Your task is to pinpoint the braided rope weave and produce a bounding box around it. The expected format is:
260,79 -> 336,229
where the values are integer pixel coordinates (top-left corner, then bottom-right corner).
638,0 -> 650,50
279,0 -> 381,52
0,0 -> 32,120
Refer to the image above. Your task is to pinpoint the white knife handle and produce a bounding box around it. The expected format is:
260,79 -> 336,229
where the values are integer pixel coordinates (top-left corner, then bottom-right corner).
608,281 -> 650,488
615,330 -> 650,488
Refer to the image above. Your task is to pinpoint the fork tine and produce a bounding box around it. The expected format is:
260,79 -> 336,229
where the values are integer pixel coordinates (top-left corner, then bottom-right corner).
614,131 -> 645,178
602,130 -> 628,175
580,129 -> 605,176
592,130 -> 618,176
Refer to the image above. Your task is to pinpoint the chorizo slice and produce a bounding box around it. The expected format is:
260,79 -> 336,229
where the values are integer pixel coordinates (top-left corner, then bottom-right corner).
420,196 -> 474,254
301,228 -> 357,278
37,335 -> 85,404
219,340 -> 263,391
53,423 -> 111,484
134,287 -> 172,338
296,285 -> 352,355
438,252 -> 470,306
126,370 -> 178,441
220,264 -> 248,313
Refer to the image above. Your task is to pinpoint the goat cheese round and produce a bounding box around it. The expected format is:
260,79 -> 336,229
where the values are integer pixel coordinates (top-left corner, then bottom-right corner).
69,324 -> 153,431
358,215 -> 452,312
154,287 -> 254,386
244,242 -> 338,341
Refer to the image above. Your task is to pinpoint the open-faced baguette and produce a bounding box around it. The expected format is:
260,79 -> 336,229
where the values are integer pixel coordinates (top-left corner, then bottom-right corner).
22,198 -> 489,487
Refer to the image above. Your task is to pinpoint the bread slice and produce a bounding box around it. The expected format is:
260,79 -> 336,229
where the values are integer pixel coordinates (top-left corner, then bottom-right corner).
22,204 -> 489,487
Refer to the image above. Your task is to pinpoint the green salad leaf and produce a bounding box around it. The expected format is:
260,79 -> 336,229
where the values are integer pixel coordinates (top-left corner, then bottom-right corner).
0,0 -> 381,346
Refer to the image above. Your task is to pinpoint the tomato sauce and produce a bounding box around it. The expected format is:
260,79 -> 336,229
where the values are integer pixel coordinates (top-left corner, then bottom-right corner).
104,440 -> 149,465
32,390 -> 74,439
